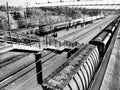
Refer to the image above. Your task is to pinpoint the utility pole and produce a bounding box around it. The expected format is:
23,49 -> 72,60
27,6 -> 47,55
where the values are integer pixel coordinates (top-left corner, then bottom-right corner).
6,2 -> 13,45
6,2 -> 10,31
35,52 -> 43,84
25,2 -> 29,28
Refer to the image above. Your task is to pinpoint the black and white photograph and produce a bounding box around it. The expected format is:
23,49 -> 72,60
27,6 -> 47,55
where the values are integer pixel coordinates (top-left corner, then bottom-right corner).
0,0 -> 120,90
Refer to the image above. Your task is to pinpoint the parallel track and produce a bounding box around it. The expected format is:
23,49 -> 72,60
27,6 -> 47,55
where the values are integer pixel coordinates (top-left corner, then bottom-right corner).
0,51 -> 53,89
0,16 -> 117,89
0,54 -> 29,68
57,16 -> 116,40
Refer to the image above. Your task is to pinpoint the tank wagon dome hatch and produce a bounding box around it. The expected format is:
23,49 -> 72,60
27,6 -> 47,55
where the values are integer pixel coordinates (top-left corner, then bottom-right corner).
43,44 -> 99,90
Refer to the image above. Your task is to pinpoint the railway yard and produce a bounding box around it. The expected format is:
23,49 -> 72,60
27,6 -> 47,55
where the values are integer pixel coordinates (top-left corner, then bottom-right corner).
0,13 -> 120,90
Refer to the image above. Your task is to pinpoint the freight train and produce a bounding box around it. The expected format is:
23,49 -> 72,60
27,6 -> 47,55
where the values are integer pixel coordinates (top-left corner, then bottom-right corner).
35,15 -> 105,37
41,15 -> 120,90
89,16 -> 120,57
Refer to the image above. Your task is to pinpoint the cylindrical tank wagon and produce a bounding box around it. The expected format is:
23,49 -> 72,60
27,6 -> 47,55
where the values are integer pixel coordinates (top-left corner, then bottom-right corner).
89,16 -> 120,57
89,31 -> 112,57
104,19 -> 119,34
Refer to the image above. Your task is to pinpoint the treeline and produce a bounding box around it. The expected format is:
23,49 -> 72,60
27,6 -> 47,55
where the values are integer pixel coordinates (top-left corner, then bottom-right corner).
0,5 -> 22,12
0,5 -> 6,11
80,8 -> 101,16
0,17 -> 9,30
39,7 -> 81,19
39,7 -> 102,19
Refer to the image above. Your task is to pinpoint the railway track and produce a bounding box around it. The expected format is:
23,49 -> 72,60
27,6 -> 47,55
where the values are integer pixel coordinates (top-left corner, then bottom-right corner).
73,20 -> 108,42
57,16 -> 117,40
0,51 -> 53,89
0,54 -> 29,68
0,15 -> 117,90
74,17 -> 117,42
0,33 -> 84,89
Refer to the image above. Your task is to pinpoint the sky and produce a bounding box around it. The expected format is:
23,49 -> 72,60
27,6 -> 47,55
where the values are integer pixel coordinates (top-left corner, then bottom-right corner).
0,0 -> 70,6
0,0 -> 120,7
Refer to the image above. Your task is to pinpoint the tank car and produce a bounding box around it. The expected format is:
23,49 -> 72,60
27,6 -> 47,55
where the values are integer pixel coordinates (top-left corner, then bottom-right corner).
89,31 -> 112,57
70,18 -> 82,27
54,21 -> 70,30
103,18 -> 118,34
104,24 -> 115,33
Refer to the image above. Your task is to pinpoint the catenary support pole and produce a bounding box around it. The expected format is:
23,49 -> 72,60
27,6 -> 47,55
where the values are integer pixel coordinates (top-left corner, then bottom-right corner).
35,52 -> 43,84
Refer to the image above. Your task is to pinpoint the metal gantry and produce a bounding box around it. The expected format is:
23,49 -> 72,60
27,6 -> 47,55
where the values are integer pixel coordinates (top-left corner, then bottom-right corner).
33,0 -> 120,10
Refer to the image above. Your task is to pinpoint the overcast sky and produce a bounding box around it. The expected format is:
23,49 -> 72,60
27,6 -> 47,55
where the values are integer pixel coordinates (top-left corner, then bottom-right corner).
0,0 -> 120,7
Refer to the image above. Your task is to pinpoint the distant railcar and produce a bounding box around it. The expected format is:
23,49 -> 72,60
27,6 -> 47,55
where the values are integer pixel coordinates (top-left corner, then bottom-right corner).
89,16 -> 120,57
35,15 -> 105,36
